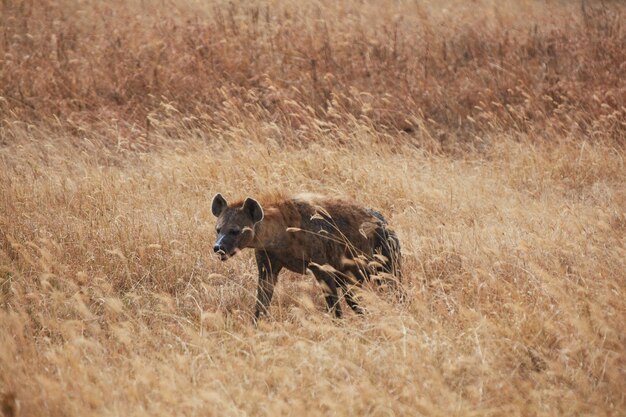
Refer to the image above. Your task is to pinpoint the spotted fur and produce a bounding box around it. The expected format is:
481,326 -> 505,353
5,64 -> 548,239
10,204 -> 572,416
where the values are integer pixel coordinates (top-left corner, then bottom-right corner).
211,193 -> 401,319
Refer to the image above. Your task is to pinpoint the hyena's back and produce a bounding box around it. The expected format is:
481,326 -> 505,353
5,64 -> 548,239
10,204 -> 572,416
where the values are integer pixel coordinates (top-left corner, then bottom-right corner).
271,194 -> 401,279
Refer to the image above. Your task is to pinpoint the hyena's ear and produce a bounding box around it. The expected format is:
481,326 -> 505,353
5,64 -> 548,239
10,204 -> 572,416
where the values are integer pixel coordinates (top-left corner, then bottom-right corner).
211,193 -> 228,217
242,197 -> 264,224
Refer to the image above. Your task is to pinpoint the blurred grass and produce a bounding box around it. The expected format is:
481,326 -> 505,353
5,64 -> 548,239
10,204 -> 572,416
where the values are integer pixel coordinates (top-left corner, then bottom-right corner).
1,0 -> 624,141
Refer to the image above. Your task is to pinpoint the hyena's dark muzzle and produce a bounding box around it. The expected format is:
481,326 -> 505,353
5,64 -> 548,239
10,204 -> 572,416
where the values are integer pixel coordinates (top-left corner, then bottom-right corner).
213,228 -> 254,261
213,234 -> 239,260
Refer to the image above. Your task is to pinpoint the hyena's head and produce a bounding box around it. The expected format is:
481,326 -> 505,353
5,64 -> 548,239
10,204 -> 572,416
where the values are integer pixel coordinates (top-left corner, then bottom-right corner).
211,193 -> 264,261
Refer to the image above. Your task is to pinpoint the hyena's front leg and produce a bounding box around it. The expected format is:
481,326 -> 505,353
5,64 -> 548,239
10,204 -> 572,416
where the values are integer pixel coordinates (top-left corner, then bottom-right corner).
254,250 -> 283,321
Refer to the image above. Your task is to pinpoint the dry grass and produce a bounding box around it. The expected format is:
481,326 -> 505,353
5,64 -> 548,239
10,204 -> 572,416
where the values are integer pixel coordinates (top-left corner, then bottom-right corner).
2,0 -> 624,139
1,0 -> 625,416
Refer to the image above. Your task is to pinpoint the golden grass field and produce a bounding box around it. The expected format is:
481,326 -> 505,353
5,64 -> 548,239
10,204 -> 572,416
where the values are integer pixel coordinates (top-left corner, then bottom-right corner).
1,0 -> 625,416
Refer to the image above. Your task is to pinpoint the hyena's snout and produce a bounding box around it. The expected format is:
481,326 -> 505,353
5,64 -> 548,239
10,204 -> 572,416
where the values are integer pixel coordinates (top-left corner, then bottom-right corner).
212,243 -> 227,261
212,236 -> 236,261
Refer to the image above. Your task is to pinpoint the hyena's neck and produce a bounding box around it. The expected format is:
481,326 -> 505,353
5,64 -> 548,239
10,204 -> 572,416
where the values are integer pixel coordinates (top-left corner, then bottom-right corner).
249,218 -> 285,250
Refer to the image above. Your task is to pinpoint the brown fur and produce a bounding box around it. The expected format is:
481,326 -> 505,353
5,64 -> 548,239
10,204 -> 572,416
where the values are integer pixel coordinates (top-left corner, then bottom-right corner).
212,193 -> 401,319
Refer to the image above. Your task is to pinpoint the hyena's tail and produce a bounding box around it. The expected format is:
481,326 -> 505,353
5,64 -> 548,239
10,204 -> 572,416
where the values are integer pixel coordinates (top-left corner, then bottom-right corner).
366,209 -> 402,280
377,227 -> 402,279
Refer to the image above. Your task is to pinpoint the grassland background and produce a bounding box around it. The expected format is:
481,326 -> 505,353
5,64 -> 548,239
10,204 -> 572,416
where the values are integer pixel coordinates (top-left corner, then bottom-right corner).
1,0 -> 625,416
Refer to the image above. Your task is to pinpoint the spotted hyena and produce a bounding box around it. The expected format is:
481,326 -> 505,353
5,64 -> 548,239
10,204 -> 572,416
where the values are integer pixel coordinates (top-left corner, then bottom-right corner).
211,193 -> 401,319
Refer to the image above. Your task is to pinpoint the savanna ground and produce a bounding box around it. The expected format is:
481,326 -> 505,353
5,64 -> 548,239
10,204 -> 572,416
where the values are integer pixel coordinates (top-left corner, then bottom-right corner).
1,0 -> 625,415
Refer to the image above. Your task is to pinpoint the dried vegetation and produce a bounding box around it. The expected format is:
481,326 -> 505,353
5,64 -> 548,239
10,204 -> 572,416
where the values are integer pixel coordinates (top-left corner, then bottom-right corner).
0,0 -> 625,416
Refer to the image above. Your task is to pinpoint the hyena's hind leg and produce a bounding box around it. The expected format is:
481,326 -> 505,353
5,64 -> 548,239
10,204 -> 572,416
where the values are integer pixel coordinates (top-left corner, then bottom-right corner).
341,280 -> 364,315
337,257 -> 367,314
308,263 -> 343,318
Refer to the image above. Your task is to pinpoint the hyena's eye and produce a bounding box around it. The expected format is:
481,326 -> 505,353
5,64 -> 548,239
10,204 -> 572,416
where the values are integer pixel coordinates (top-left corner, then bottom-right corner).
229,229 -> 240,236
216,228 -> 221,234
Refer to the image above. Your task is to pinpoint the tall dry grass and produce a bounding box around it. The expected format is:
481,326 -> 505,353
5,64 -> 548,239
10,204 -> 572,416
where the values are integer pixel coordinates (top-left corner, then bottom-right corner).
1,0 -> 624,140
1,0 -> 625,416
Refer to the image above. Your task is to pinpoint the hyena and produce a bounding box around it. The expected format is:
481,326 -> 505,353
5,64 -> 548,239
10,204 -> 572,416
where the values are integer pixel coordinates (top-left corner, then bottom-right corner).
211,193 -> 401,319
